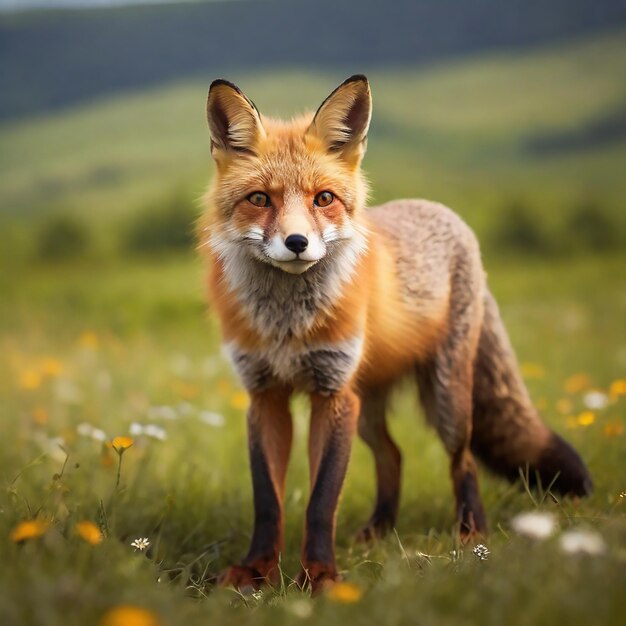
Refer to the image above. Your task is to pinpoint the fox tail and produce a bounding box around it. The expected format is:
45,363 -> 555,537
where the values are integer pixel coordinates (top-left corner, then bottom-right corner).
470,291 -> 592,497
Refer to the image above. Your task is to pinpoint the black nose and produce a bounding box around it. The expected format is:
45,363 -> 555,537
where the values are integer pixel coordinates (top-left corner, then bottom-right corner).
284,234 -> 308,254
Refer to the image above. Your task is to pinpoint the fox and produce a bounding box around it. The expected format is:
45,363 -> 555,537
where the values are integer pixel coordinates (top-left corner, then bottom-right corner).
199,75 -> 592,593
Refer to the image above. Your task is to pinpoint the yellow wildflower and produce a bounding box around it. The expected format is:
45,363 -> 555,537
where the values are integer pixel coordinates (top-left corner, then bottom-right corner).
100,605 -> 162,626
577,411 -> 595,427
10,519 -> 49,542
79,331 -> 99,349
326,581 -> 363,603
230,390 -> 249,410
19,370 -> 41,390
75,521 -> 103,545
111,436 -> 134,452
40,357 -> 63,377
564,373 -> 591,394
33,407 -> 49,425
609,379 -> 626,401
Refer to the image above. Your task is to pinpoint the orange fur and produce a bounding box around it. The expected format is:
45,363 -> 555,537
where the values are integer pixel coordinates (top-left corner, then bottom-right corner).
200,75 -> 591,595
200,76 -> 449,593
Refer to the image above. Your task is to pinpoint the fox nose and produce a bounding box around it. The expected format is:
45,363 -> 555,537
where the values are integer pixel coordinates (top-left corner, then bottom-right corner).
284,234 -> 308,254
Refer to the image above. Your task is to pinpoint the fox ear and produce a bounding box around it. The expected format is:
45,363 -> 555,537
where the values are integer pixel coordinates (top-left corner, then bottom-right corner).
206,79 -> 265,156
307,75 -> 372,163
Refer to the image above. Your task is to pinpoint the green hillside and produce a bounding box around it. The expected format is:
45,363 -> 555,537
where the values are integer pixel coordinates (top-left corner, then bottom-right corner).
3,0 -> 625,120
1,28 -> 626,261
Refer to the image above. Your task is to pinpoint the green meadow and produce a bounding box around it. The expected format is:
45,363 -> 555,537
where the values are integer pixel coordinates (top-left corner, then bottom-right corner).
1,28 -> 625,626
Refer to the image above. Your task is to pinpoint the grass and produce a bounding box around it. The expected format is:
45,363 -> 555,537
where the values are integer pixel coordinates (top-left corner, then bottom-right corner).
1,251 -> 625,626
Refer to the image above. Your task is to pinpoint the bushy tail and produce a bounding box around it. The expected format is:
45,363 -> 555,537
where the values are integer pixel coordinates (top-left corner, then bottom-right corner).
470,291 -> 592,497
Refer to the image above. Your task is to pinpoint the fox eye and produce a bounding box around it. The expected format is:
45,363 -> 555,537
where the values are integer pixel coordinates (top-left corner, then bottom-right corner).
247,192 -> 270,208
314,191 -> 334,208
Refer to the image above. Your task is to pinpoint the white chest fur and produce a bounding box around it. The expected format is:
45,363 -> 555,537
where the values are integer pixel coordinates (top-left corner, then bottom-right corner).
225,336 -> 364,394
213,230 -> 367,393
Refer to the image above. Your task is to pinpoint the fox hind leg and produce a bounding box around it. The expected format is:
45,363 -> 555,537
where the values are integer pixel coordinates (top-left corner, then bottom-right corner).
355,386 -> 402,541
416,253 -> 488,540
417,355 -> 487,541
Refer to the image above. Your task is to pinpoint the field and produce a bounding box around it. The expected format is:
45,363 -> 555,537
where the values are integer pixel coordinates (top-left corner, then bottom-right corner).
1,28 -> 626,626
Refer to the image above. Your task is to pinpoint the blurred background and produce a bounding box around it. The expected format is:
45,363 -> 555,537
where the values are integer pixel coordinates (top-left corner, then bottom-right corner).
2,5 -> 626,623
1,0 -> 626,267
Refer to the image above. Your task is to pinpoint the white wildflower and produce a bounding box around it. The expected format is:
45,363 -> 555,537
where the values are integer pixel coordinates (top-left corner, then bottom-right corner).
511,511 -> 556,540
91,428 -> 107,442
129,423 -> 167,440
583,390 -> 609,410
148,405 -> 179,420
473,544 -> 490,561
199,411 -> 225,427
77,422 -> 94,437
559,529 -> 606,556
129,422 -> 144,436
130,537 -> 150,551
288,599 -> 313,618
143,424 -> 167,441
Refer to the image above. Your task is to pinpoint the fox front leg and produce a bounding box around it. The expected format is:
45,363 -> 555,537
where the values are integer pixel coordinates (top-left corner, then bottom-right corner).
297,388 -> 360,594
218,386 -> 293,591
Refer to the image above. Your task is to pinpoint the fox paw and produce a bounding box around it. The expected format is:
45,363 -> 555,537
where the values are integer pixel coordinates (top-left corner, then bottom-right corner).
458,510 -> 488,544
354,515 -> 395,543
218,562 -> 277,592
296,561 -> 340,596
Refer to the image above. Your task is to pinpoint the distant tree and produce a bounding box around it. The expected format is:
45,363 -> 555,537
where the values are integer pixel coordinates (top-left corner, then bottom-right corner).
492,201 -> 548,255
37,214 -> 89,261
123,189 -> 197,255
566,201 -> 618,251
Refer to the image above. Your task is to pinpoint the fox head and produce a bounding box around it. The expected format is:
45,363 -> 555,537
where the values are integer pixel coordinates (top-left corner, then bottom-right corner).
202,75 -> 371,276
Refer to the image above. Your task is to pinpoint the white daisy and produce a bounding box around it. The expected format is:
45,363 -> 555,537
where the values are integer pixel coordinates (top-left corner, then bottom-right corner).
199,411 -> 225,427
77,422 -> 107,441
511,511 -> 556,539
129,422 -> 144,436
130,537 -> 150,551
583,391 -> 609,410
473,544 -> 490,561
143,424 -> 167,441
560,529 -> 606,555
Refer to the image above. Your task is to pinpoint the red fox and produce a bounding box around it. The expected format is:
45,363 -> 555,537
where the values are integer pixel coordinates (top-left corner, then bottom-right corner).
199,75 -> 591,593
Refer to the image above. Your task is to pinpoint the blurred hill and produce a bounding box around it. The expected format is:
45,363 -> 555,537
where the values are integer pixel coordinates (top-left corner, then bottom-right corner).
1,27 -> 625,266
2,0 -> 626,121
